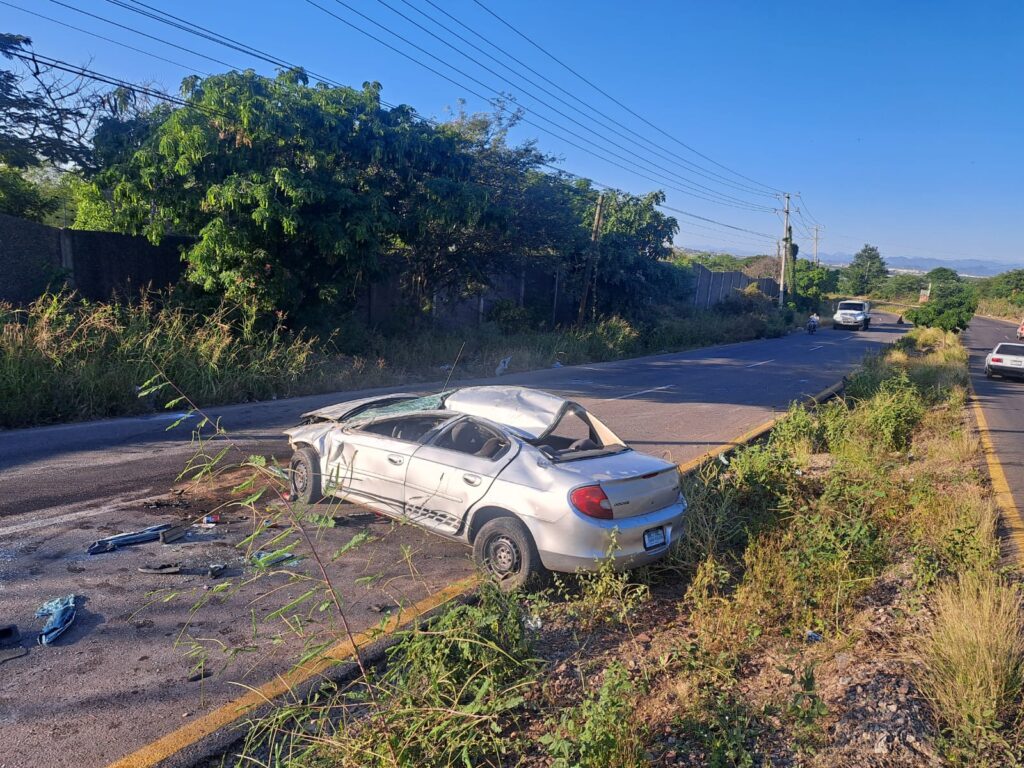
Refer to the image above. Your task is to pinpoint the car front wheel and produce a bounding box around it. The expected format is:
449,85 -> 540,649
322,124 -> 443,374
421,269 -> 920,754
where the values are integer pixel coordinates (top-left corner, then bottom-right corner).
290,445 -> 323,504
472,517 -> 544,592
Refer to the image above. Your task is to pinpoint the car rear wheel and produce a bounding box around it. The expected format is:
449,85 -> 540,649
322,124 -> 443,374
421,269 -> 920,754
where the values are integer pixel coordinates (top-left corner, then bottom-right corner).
473,517 -> 544,592
290,445 -> 323,504
986,367 -> 994,379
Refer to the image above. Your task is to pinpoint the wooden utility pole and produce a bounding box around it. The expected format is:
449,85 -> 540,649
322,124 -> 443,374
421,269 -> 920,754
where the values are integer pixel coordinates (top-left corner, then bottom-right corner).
777,239 -> 784,305
778,193 -> 791,307
577,192 -> 605,326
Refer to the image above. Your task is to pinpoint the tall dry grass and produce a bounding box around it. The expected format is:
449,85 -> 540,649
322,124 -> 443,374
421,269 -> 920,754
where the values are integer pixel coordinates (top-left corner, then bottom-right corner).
1,291 -> 804,429
914,573 -> 1024,746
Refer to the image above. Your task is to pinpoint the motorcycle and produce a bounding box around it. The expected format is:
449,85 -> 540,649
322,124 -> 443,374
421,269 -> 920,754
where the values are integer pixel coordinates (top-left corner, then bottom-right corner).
1017,327 -> 1024,341
807,319 -> 819,335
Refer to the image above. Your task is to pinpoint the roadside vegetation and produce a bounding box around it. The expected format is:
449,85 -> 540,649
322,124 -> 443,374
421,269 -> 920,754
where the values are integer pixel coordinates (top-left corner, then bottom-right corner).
159,326 -> 1021,767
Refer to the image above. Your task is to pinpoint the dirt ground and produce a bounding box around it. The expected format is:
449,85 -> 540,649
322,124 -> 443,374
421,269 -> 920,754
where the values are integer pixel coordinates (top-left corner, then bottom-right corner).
0,476 -> 474,768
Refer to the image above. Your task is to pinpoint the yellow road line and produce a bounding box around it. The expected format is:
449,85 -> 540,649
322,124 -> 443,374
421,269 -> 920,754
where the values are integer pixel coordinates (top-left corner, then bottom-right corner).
107,576 -> 477,768
969,390 -> 1024,569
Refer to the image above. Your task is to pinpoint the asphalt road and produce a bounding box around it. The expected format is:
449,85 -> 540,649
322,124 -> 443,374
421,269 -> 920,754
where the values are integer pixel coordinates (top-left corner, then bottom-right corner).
0,317 -> 905,768
962,315 -> 1024,547
0,317 -> 904,521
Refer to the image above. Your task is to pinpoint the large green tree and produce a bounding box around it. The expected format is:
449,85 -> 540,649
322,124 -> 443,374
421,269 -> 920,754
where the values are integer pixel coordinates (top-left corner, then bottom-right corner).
102,69 -> 484,317
841,244 -> 887,295
793,258 -> 839,310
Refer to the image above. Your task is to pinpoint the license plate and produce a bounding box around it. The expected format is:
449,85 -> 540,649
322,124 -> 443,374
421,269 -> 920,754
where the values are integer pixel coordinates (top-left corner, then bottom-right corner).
643,527 -> 667,550
1012,360 -> 1024,367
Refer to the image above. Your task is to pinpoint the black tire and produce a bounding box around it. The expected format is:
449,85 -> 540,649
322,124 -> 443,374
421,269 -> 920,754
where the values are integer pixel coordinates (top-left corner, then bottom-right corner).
864,318 -> 871,329
986,367 -> 993,379
861,320 -> 868,330
290,445 -> 323,504
472,516 -> 544,592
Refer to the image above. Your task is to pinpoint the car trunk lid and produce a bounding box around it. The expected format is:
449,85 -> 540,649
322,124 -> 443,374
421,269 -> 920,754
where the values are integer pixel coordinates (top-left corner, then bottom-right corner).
560,451 -> 680,519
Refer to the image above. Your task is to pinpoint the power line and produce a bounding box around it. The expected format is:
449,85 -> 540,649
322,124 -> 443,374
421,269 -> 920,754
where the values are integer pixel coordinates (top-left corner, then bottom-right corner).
470,0 -> 783,196
370,0 -> 772,209
1,0 -> 211,75
389,0 -> 778,201
311,0 -> 774,212
88,0 -> 772,211
43,0 -> 237,71
26,8 -> 777,245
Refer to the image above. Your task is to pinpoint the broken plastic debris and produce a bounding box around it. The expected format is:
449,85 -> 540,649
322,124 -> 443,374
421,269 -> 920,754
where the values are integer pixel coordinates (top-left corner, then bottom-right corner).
159,523 -> 190,544
805,630 -> 823,643
202,514 -> 221,525
251,551 -> 300,568
494,355 -> 512,377
266,465 -> 289,481
88,524 -> 172,555
524,615 -> 543,631
137,563 -> 182,575
36,594 -> 77,646
207,563 -> 226,579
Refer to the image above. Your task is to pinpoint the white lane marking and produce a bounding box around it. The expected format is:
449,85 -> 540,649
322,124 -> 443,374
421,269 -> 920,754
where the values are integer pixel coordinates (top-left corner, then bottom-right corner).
810,345 -> 824,351
745,359 -> 774,368
0,495 -> 151,538
607,384 -> 674,401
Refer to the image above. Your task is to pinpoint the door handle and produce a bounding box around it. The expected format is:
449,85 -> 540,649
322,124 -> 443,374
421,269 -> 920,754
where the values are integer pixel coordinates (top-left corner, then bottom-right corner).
387,455 -> 404,466
463,473 -> 481,487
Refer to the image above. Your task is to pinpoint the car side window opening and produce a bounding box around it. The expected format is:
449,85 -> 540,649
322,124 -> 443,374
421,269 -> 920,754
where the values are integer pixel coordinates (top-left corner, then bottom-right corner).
540,406 -> 602,454
357,415 -> 449,443
433,419 -> 509,460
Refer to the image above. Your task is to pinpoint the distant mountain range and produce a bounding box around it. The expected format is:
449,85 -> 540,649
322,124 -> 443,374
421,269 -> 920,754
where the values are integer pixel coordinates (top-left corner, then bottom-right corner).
820,253 -> 1023,278
681,243 -> 1023,278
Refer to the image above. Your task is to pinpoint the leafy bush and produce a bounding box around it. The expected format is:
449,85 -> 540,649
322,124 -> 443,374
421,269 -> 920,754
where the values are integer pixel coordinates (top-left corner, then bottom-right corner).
540,662 -> 645,768
487,298 -> 532,335
905,281 -> 978,332
852,370 -> 925,451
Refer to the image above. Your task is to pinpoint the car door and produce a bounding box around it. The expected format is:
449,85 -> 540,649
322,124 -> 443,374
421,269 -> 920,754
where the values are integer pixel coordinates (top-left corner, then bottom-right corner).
329,416 -> 424,516
403,418 -> 518,536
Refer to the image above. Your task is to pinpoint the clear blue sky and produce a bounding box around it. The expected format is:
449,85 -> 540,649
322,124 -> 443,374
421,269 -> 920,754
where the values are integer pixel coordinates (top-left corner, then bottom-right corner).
5,0 -> 1022,265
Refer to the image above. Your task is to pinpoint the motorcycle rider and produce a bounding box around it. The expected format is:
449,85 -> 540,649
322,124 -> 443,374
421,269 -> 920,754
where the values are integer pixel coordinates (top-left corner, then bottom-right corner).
808,312 -> 820,331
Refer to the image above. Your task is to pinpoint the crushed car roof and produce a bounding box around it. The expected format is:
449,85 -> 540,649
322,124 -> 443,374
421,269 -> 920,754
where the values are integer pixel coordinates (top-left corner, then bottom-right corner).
301,386 -> 571,440
443,386 -> 567,439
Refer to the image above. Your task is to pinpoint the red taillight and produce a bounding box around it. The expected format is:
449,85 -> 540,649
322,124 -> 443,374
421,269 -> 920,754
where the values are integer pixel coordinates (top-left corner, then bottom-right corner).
570,485 -> 613,519
993,357 -> 1003,363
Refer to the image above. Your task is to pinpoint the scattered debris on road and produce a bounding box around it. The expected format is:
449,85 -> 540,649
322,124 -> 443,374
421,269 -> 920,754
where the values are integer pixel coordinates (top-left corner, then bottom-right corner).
35,594 -> 77,646
87,523 -> 172,555
138,562 -> 182,575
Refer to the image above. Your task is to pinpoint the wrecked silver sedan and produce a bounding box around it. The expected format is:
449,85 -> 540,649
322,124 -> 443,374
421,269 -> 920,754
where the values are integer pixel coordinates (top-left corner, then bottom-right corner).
284,386 -> 687,588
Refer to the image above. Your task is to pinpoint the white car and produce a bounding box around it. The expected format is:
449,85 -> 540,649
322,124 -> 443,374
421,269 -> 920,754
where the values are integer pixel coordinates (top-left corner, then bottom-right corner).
284,386 -> 687,589
833,300 -> 872,330
985,342 -> 1024,379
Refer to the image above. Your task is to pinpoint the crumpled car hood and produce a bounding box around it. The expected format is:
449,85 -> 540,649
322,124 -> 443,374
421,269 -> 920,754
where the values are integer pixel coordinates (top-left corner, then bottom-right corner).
443,386 -> 566,440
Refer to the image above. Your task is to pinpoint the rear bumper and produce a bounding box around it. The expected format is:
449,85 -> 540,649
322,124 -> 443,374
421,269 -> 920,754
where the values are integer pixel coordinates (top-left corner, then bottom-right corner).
535,499 -> 687,573
988,363 -> 1024,378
